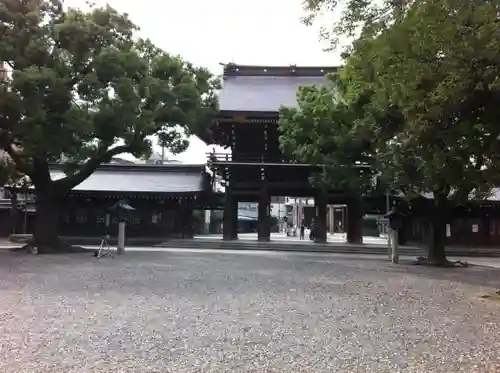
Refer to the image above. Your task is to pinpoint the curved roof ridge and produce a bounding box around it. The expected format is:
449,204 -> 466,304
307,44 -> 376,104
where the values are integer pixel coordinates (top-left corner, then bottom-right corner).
221,63 -> 340,78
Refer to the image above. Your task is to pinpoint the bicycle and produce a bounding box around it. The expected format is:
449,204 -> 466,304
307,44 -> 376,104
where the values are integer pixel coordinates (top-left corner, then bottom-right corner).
94,234 -> 113,259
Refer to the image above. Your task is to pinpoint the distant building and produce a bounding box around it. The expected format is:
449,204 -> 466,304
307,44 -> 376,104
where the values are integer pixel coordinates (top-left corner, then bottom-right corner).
0,62 -> 7,80
140,151 -> 182,165
5,163 -> 210,240
110,156 -> 136,165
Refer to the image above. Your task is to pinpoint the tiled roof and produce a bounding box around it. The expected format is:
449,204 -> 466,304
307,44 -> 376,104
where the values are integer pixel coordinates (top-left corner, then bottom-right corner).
49,164 -> 206,194
218,65 -> 338,113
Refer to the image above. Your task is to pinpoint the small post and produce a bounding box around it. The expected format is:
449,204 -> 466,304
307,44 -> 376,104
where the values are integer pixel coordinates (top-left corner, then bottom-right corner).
390,228 -> 399,264
108,199 -> 134,255
117,220 -> 125,255
387,228 -> 392,261
204,209 -> 211,234
386,191 -> 391,256
23,187 -> 28,234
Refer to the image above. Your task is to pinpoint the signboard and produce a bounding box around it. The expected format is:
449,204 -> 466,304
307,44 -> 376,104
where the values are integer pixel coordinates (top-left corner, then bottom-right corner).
472,224 -> 479,233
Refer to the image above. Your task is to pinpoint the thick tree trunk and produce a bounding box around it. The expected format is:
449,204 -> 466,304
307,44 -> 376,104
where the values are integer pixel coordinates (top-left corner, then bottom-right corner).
346,196 -> 364,244
26,154 -> 118,253
427,192 -> 448,265
398,215 -> 408,245
10,192 -> 18,234
33,189 -> 64,253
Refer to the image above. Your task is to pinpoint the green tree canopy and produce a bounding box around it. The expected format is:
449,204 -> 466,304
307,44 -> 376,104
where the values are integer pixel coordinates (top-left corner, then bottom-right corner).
0,0 -> 218,251
342,0 -> 500,263
157,127 -> 189,162
302,0 -> 412,51
278,75 -> 377,244
279,77 -> 376,194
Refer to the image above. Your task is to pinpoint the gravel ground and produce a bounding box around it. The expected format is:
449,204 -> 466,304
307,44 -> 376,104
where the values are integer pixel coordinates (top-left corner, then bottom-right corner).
1,249 -> 500,373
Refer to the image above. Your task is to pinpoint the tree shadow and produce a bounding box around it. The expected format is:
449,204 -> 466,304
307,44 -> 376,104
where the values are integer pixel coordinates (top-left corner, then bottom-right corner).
375,258 -> 500,289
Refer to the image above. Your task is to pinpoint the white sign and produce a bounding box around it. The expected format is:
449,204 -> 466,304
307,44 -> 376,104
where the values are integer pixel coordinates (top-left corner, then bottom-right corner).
472,224 -> 479,233
446,224 -> 451,237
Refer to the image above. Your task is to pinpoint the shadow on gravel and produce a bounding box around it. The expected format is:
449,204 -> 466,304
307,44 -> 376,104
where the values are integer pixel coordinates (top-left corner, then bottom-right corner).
372,258 -> 500,289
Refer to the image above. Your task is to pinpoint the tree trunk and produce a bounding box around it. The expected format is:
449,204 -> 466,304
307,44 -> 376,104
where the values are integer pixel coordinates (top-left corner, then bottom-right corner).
346,196 -> 364,244
33,189 -> 64,253
427,192 -> 448,265
398,216 -> 408,245
9,191 -> 18,234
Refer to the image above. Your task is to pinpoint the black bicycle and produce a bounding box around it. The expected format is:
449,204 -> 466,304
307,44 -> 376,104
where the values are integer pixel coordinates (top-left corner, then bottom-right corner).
94,234 -> 113,259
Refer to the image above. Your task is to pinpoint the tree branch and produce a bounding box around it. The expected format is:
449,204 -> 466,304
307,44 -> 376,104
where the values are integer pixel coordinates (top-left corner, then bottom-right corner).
450,187 -> 472,205
4,145 -> 33,177
53,144 -> 131,192
70,63 -> 92,87
4,61 -> 14,70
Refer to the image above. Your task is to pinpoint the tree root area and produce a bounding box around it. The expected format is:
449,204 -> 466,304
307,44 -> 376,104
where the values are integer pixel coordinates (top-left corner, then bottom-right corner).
414,256 -> 469,268
480,291 -> 500,301
19,240 -> 87,255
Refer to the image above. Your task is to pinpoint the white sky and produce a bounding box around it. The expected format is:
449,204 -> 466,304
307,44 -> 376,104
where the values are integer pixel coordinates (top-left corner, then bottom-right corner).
65,0 -> 340,164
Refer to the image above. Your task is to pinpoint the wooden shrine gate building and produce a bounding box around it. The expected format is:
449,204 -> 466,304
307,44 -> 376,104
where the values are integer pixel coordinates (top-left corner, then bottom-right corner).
206,64 -> 369,243
204,64 -> 500,247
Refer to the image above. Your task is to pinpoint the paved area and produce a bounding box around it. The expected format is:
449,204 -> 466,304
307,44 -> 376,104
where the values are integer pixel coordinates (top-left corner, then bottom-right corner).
2,238 -> 500,267
2,250 -> 500,372
196,232 -> 388,246
89,246 -> 500,269
0,238 -> 26,250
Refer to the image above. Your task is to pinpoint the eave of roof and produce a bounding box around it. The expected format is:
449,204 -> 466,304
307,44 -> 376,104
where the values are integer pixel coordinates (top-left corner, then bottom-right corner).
49,162 -> 206,174
8,163 -> 209,194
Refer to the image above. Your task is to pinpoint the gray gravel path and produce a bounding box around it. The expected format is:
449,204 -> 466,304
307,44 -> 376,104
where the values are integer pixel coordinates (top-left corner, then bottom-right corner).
1,249 -> 500,372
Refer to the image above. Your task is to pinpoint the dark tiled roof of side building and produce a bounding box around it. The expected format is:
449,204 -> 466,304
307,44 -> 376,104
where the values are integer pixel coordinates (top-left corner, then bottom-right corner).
49,163 -> 206,194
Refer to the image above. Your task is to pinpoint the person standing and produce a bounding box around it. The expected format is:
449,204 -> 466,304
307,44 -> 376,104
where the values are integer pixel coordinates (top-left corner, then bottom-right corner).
300,220 -> 305,240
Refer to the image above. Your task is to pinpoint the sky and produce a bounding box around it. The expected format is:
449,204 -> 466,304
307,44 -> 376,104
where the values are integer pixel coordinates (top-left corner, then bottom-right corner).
66,0 -> 340,164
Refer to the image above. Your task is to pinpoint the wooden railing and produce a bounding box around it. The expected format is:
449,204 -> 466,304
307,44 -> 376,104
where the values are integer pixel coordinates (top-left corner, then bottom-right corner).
206,152 -> 307,165
206,152 -> 372,168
